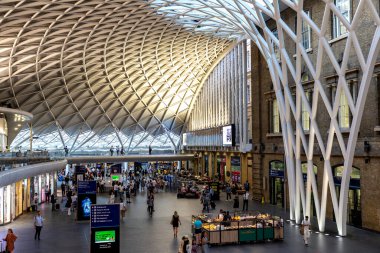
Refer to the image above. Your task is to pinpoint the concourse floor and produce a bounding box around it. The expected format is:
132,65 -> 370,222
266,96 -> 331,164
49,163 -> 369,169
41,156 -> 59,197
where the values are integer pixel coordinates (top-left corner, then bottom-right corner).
2,190 -> 379,253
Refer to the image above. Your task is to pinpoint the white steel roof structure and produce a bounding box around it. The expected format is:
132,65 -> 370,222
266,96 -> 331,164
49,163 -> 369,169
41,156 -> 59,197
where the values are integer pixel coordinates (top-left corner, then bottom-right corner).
151,0 -> 380,236
1,0 -> 233,152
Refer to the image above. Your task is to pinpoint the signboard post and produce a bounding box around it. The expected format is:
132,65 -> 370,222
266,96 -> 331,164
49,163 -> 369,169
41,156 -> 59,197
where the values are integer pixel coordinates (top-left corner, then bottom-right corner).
77,181 -> 97,221
75,165 -> 87,182
90,204 -> 120,253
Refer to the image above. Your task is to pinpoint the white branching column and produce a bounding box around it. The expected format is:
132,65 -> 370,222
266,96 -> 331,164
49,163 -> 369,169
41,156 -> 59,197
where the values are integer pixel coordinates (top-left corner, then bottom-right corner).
154,0 -> 380,236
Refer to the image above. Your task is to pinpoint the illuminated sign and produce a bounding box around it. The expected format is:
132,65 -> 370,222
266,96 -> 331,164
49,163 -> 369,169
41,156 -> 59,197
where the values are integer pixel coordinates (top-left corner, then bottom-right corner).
222,124 -> 235,146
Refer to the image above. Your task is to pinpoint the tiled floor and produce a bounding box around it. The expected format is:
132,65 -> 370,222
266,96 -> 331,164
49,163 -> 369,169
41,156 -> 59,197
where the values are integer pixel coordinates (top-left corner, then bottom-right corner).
2,190 -> 380,253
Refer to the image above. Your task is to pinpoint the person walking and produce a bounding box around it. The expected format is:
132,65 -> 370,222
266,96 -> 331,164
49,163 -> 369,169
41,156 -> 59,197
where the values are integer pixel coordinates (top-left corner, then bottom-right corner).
242,191 -> 249,211
34,211 -> 44,240
147,195 -> 154,216
178,235 -> 189,253
109,190 -> 115,204
3,229 -> 17,253
200,231 -> 208,253
120,203 -> 127,220
301,216 -> 311,246
171,211 -> 181,237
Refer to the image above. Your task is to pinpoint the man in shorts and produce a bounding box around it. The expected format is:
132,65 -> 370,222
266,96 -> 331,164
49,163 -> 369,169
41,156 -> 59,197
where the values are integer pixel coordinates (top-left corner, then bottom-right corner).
194,218 -> 203,245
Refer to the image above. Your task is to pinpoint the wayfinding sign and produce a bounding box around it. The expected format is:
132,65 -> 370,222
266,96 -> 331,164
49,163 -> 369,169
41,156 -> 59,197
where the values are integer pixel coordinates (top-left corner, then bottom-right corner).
90,204 -> 120,253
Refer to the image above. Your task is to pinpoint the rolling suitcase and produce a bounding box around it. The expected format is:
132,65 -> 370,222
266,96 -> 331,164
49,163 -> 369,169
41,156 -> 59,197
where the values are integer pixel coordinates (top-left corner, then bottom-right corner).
55,203 -> 60,210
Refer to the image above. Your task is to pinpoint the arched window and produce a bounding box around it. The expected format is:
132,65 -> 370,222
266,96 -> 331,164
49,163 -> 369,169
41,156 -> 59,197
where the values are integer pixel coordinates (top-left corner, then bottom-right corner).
334,165 -> 360,189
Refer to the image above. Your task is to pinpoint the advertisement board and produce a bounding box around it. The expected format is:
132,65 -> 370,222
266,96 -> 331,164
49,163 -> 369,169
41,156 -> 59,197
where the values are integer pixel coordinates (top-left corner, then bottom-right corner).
222,124 -> 235,146
110,164 -> 122,174
77,181 -> 97,221
78,194 -> 96,220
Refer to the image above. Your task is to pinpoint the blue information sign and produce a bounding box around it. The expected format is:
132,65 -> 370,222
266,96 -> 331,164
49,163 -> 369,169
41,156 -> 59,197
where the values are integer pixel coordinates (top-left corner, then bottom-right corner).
78,181 -> 97,195
91,204 -> 120,228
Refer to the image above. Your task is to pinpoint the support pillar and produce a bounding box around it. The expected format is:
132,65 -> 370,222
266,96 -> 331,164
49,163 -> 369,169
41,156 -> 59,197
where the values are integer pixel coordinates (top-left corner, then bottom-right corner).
225,153 -> 231,184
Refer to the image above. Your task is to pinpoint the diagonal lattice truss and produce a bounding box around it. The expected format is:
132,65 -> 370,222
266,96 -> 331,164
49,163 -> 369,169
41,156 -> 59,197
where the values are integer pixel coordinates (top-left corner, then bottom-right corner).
0,0 -> 233,152
153,0 -> 380,235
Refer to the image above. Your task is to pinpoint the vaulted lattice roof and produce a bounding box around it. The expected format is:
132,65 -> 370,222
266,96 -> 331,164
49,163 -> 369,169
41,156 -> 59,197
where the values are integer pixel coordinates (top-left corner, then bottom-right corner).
0,0 -> 233,151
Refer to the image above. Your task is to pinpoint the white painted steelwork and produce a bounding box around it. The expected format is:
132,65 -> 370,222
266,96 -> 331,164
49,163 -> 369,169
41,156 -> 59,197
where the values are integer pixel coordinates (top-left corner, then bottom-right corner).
153,0 -> 380,236
1,1 -> 232,152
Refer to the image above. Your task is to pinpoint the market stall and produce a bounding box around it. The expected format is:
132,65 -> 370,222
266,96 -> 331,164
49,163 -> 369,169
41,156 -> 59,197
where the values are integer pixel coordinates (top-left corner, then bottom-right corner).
192,212 -> 284,246
177,181 -> 201,199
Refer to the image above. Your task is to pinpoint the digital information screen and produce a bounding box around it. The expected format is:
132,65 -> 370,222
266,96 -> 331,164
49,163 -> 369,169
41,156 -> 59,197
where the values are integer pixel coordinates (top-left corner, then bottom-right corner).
90,204 -> 120,253
95,230 -> 116,243
111,175 -> 120,181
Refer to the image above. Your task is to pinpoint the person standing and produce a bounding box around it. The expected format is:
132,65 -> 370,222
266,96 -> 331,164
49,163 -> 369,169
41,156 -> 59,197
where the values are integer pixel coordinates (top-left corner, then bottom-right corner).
51,194 -> 56,211
244,180 -> 250,192
46,186 -> 51,203
113,183 -> 119,198
171,211 -> 181,237
193,218 -> 202,246
233,195 -> 239,213
301,216 -> 311,246
3,229 -> 17,253
242,191 -> 249,211
61,182 -> 66,196
34,211 -> 44,240
33,193 -> 39,211
226,184 -> 232,201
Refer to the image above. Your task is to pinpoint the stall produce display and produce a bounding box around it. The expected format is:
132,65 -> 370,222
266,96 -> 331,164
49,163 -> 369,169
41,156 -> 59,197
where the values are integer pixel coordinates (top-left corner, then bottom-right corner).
192,212 -> 284,245
177,181 -> 201,199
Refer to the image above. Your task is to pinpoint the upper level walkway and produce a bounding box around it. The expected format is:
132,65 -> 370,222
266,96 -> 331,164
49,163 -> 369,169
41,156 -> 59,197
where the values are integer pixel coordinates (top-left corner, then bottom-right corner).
0,154 -> 194,187
3,191 -> 379,253
0,153 -> 194,164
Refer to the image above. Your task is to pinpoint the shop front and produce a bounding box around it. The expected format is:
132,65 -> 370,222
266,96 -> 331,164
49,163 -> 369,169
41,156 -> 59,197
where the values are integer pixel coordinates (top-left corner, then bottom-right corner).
269,161 -> 285,208
334,166 -> 361,228
0,184 -> 15,225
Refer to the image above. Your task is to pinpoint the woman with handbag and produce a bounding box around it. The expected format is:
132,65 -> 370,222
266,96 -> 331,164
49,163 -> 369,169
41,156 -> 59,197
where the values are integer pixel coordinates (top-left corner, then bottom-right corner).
171,211 -> 181,237
3,229 -> 17,253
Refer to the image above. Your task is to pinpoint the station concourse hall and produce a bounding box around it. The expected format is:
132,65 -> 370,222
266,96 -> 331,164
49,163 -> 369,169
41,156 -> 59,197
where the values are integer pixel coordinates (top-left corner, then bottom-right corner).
0,0 -> 379,253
